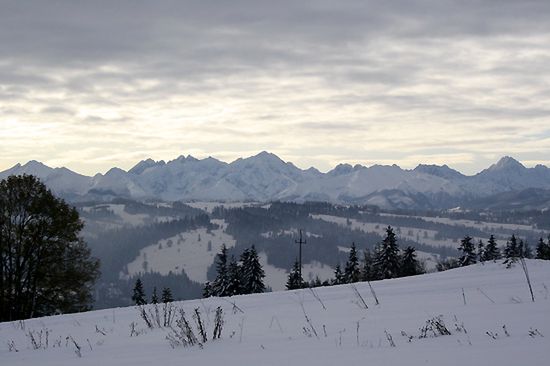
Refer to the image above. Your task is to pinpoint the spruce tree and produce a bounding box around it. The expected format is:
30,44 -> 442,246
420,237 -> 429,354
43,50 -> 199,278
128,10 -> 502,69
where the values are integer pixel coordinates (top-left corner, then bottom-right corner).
504,234 -> 521,267
241,246 -> 265,294
131,278 -> 146,305
202,281 -> 212,298
151,286 -> 159,304
400,246 -> 423,277
344,242 -> 361,283
374,226 -> 400,279
161,287 -> 174,303
227,255 -> 243,296
483,235 -> 501,261
535,237 -> 550,259
286,259 -> 304,290
212,244 -> 230,296
361,249 -> 378,281
477,240 -> 485,262
458,236 -> 477,266
333,264 -> 345,285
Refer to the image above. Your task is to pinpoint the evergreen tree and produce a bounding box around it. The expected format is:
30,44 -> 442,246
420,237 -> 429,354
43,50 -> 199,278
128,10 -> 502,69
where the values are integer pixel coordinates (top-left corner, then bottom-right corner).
483,235 -> 501,261
151,286 -> 159,304
212,244 -> 230,296
240,245 -> 265,294
202,281 -> 212,298
361,249 -> 378,281
344,242 -> 361,283
504,234 -> 521,267
400,246 -> 423,277
161,287 -> 174,303
458,236 -> 477,266
332,264 -> 345,285
477,240 -> 485,262
535,237 -> 550,260
374,226 -> 400,279
131,278 -> 146,305
226,255 -> 243,296
286,259 -> 304,290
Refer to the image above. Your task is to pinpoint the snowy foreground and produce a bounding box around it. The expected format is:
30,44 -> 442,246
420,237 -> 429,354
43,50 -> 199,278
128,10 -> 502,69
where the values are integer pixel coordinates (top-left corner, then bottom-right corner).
2,261 -> 549,366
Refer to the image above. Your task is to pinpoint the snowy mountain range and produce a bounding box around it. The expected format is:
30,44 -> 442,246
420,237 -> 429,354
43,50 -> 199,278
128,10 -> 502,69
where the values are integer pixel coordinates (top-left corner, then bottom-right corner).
2,152 -> 550,209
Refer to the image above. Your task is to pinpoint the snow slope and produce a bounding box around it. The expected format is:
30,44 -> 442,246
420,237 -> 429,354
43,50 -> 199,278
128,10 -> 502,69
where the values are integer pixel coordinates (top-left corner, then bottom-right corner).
2,261 -> 549,366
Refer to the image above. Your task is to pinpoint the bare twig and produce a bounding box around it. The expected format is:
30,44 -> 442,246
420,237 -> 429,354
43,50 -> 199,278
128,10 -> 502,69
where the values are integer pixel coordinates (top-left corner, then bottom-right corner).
222,298 -> 245,314
350,284 -> 368,309
368,282 -> 380,305
299,301 -> 319,339
519,258 -> 535,302
477,288 -> 495,303
309,288 -> 326,310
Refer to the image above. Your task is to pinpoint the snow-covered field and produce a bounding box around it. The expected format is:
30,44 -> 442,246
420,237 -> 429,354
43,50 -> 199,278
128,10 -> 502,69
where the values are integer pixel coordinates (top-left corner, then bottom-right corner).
312,214 -> 519,250
2,261 -> 549,366
124,220 -> 236,283
380,213 -> 550,237
123,219 -> 333,290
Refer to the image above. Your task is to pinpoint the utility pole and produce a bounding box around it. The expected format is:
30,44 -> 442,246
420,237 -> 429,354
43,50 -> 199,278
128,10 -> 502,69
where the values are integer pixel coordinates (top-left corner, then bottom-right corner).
295,229 -> 306,282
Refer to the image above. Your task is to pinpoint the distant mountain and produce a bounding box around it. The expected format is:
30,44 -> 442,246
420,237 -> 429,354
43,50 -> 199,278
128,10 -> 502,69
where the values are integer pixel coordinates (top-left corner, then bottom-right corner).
1,154 -> 549,210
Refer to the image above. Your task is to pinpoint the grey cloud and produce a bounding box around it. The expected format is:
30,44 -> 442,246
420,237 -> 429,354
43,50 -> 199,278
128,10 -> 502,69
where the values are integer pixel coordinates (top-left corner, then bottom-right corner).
1,0 -> 550,174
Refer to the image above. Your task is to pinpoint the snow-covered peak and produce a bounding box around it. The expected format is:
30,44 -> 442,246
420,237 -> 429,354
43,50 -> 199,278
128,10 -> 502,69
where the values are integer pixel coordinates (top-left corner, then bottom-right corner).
328,163 -> 354,176
414,164 -> 465,180
20,160 -> 54,177
129,158 -> 161,175
487,156 -> 525,172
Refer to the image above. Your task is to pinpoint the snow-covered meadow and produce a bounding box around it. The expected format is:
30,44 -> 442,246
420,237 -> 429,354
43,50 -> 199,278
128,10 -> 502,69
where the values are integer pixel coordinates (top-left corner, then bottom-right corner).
1,261 -> 549,366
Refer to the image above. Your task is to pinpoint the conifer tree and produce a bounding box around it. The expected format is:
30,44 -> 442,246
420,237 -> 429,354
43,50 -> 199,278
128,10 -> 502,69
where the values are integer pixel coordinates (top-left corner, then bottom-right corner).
241,245 -> 265,294
344,242 -> 361,283
400,246 -> 423,277
227,255 -> 243,296
361,248 -> 378,281
286,259 -> 304,290
374,226 -> 400,279
202,281 -> 212,298
333,264 -> 345,285
161,287 -> 174,303
131,278 -> 146,305
458,236 -> 477,266
504,234 -> 521,267
151,286 -> 159,304
212,244 -> 230,296
536,237 -> 550,259
477,240 -> 485,262
483,235 -> 501,261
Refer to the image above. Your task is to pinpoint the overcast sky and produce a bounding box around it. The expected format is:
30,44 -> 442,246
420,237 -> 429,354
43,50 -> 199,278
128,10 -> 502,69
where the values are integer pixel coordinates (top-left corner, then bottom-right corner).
1,0 -> 549,175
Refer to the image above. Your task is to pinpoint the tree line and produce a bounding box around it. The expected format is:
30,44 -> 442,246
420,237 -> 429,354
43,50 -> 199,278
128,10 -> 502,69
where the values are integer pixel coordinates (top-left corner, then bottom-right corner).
450,234 -> 550,269
287,226 -> 424,289
131,278 -> 174,305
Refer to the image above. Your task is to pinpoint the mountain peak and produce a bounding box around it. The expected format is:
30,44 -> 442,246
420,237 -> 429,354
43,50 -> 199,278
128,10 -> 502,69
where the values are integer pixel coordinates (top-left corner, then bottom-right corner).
328,163 -> 354,176
414,164 -> 465,180
489,156 -> 525,171
129,158 -> 164,175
